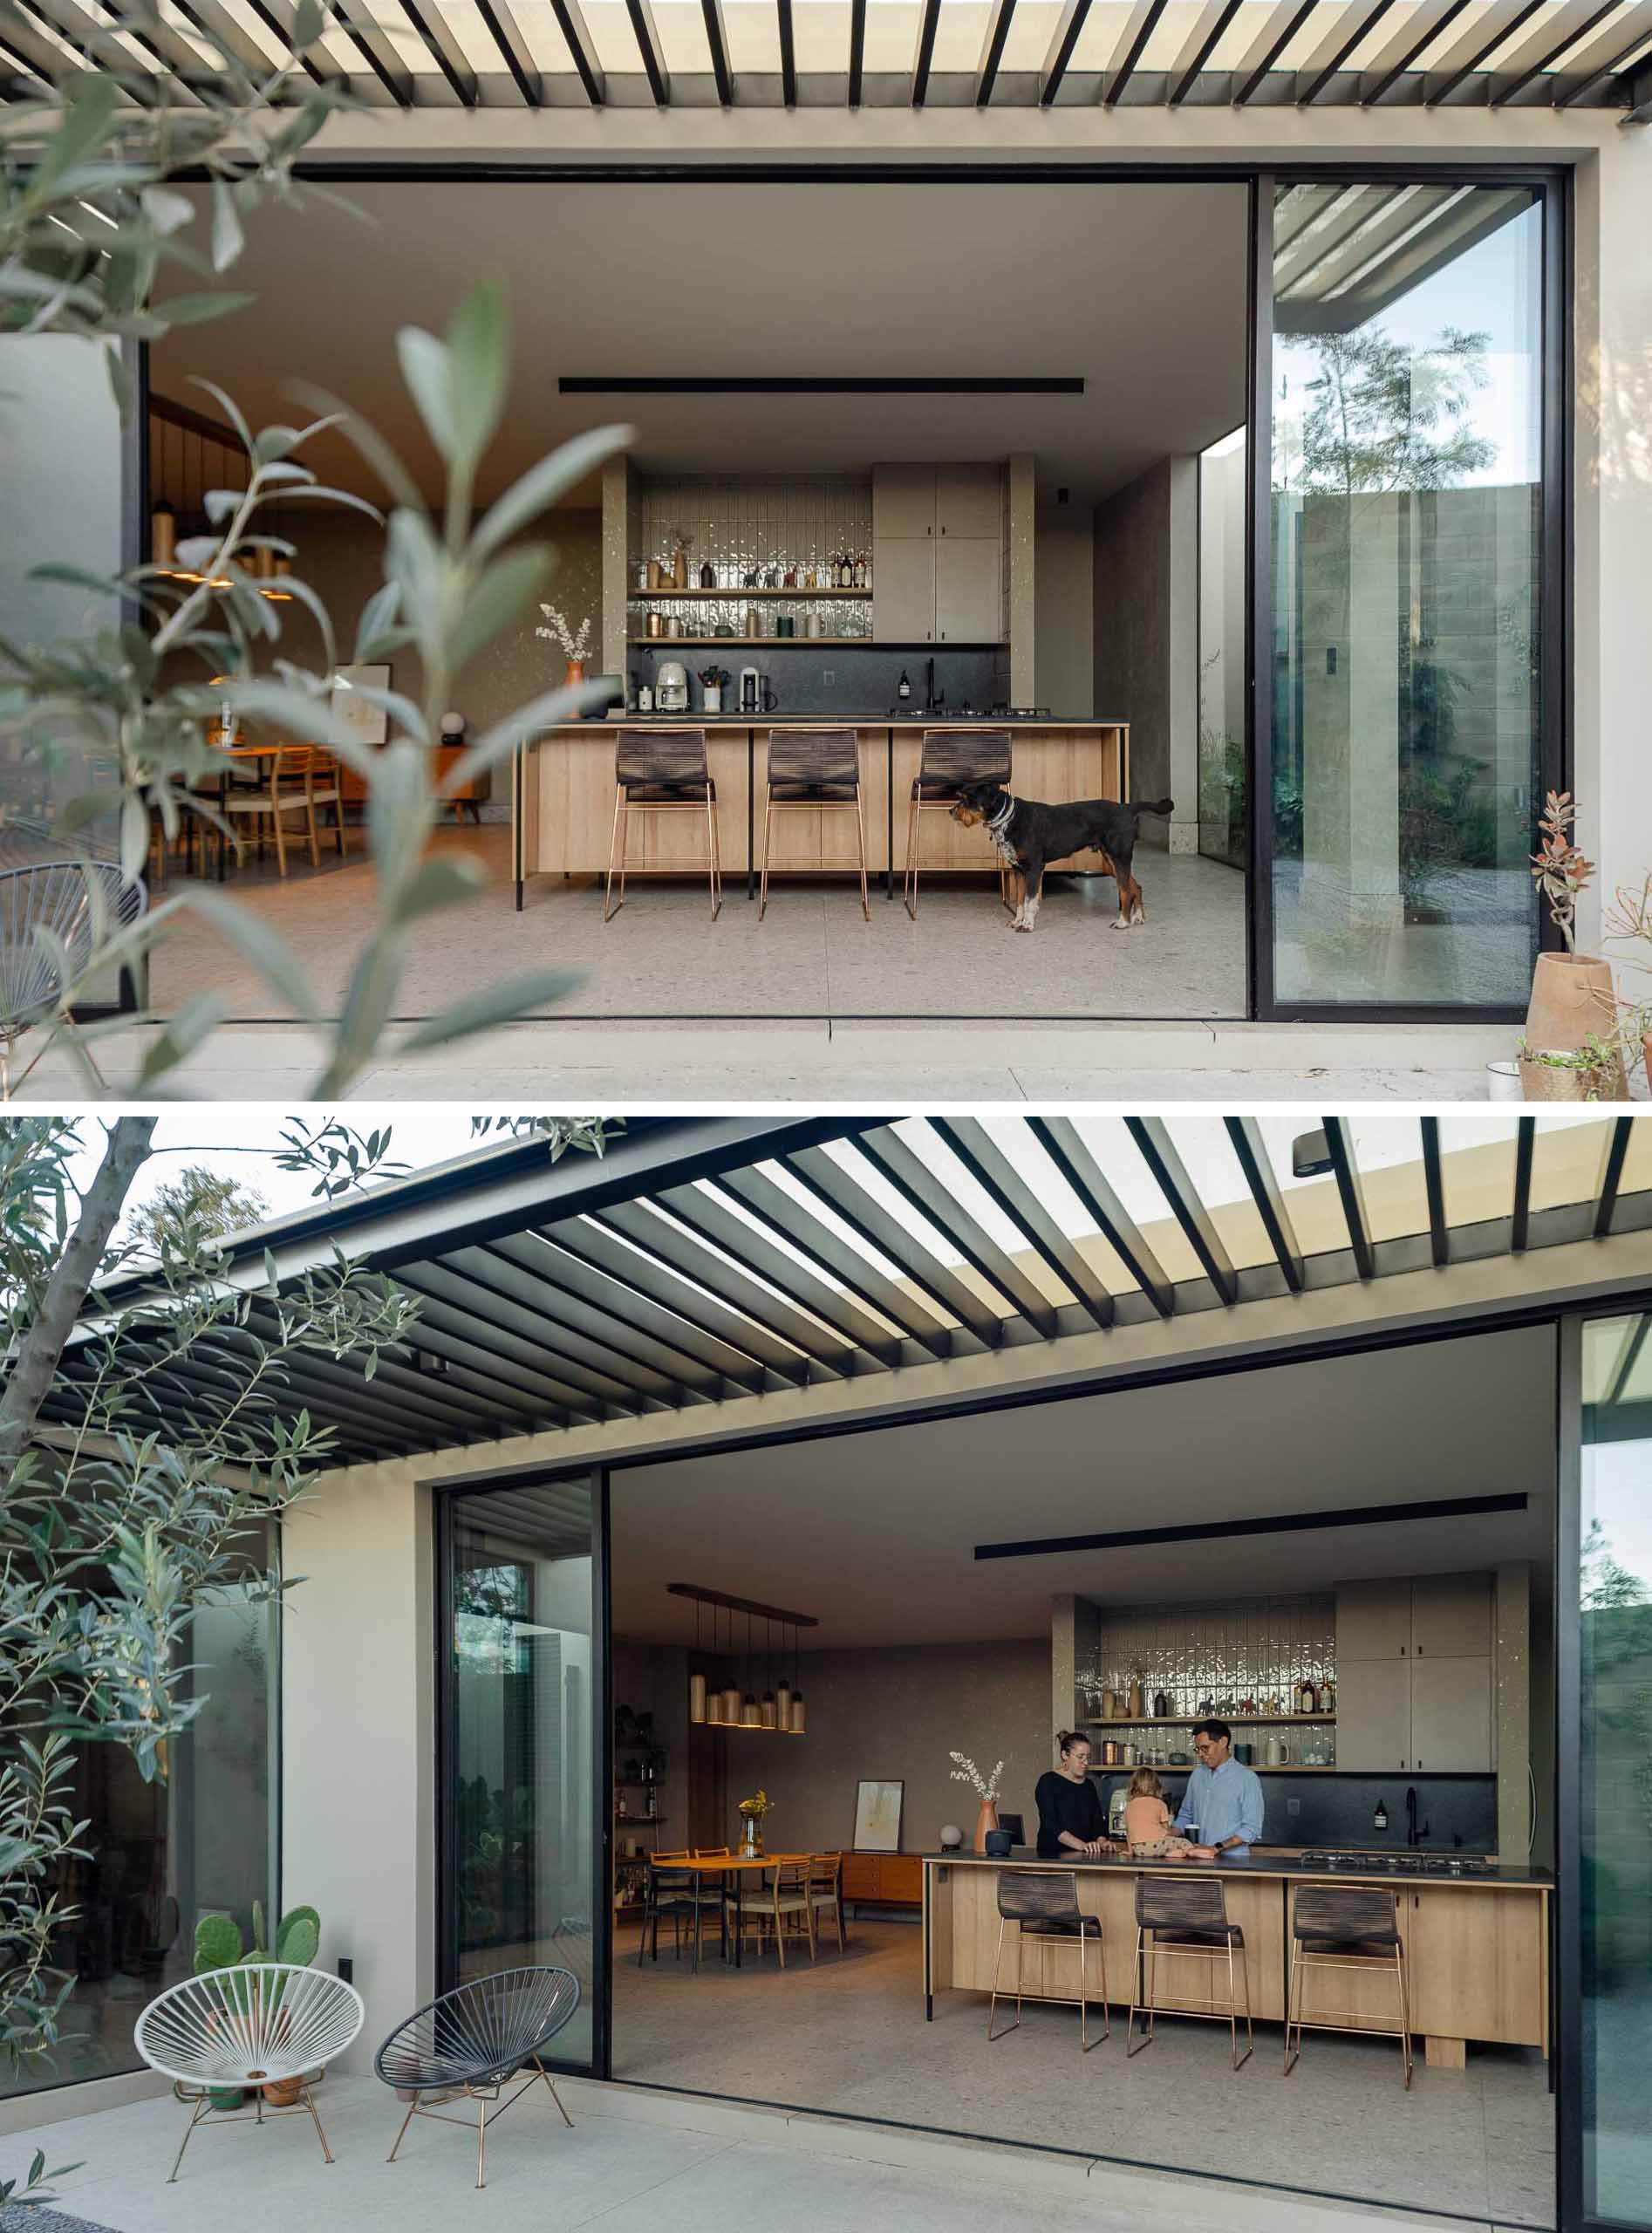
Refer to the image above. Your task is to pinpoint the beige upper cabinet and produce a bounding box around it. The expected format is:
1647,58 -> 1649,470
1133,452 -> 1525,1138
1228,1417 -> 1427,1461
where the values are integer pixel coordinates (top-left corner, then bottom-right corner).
935,463 -> 1004,537
1335,1578 -> 1412,1660
1409,1656 -> 1493,1772
934,536 -> 1002,642
872,537 -> 938,644
1409,1572 -> 1492,1656
1335,1658 -> 1412,1772
872,465 -> 938,539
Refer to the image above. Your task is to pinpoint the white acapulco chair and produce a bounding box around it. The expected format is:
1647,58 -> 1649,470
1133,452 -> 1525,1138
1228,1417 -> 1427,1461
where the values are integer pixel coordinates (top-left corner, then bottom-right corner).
134,1962 -> 365,2182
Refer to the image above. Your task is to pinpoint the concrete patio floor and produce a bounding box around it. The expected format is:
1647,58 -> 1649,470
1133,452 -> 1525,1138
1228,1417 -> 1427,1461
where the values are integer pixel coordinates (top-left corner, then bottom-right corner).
0,2066 -> 1546,2233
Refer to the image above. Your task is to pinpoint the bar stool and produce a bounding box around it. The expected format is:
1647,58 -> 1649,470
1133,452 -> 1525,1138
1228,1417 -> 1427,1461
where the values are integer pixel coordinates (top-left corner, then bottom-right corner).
1127,1874 -> 1253,2069
759,728 -> 869,921
903,728 -> 1012,919
986,1868 -> 1106,2051
1285,1883 -> 1412,2088
604,727 -> 721,922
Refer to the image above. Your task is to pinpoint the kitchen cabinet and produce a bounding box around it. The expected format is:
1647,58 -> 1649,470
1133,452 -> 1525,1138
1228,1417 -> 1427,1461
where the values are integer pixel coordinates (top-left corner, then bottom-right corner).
934,535 -> 1001,642
935,464 -> 1003,538
1336,1658 -> 1412,1771
1410,1572 -> 1492,1656
1335,1578 -> 1412,1660
1410,1656 -> 1492,1772
872,464 -> 937,539
872,536 -> 939,642
841,1851 -> 922,1907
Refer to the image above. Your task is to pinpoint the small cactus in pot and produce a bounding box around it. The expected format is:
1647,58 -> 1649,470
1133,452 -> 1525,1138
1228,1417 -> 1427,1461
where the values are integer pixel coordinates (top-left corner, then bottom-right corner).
192,1903 -> 323,2107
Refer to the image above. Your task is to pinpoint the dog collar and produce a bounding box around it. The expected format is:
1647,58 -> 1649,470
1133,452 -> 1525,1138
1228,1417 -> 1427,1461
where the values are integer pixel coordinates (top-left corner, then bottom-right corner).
986,796 -> 1015,838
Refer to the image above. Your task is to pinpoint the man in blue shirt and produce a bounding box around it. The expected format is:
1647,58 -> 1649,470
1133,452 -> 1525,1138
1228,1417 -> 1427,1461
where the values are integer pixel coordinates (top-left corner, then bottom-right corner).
1174,1719 -> 1265,1855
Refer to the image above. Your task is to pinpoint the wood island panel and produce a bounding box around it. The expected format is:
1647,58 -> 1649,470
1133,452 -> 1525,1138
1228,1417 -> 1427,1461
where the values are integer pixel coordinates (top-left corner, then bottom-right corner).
1403,1881 -> 1549,2050
527,725 -> 749,880
891,724 -> 1130,872
757,729 -> 891,875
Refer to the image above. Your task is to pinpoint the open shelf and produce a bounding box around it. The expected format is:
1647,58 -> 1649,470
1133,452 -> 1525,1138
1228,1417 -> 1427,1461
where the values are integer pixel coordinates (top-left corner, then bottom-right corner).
628,636 -> 875,648
1084,1714 -> 1336,1727
630,587 -> 872,599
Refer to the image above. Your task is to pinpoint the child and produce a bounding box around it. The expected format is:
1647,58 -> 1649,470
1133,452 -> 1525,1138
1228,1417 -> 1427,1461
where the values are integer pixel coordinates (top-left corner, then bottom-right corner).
1123,1766 -> 1196,1860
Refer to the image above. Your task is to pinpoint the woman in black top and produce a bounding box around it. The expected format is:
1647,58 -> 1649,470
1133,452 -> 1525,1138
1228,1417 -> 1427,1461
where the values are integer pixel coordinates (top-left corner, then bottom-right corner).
1034,1731 -> 1112,1858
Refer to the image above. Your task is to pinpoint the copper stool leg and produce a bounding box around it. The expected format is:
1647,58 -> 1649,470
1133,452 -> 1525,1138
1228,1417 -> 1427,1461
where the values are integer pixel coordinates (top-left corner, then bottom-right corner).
759,785 -> 774,920
854,788 -> 870,919
604,786 -> 625,920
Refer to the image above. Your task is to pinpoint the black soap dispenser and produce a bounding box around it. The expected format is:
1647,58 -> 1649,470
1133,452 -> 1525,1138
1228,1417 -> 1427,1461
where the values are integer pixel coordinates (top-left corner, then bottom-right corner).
898,669 -> 911,706
1374,1798 -> 1389,1834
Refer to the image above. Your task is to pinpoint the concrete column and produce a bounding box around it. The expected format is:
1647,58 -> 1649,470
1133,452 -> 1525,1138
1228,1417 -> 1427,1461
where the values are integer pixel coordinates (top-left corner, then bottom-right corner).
1051,1592 -> 1076,1751
1007,451 -> 1036,707
1166,454 -> 1199,853
601,455 -> 630,680
1495,1561 -> 1533,1865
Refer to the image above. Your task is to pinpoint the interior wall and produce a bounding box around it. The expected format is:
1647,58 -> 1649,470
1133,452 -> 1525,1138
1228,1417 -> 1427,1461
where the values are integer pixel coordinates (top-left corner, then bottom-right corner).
1092,454 -> 1198,844
612,1641 -> 690,1853
1034,489 -> 1095,717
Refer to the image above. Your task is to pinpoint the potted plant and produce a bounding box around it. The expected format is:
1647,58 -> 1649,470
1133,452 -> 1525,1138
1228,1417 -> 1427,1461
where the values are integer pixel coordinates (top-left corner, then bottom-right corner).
948,1753 -> 1005,1853
1517,1033 -> 1628,1103
193,1901 -> 322,2108
736,1787 -> 773,1858
536,602 -> 592,688
1526,792 -> 1621,1073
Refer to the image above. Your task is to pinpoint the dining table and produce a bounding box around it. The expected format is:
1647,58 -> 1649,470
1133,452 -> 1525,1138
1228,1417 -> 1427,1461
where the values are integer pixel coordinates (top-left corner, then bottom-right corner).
647,1851 -> 813,1970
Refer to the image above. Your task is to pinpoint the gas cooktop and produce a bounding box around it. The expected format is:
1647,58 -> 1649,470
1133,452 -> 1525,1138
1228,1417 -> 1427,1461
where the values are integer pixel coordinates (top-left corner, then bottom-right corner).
1300,1850 -> 1495,1876
885,706 -> 1053,720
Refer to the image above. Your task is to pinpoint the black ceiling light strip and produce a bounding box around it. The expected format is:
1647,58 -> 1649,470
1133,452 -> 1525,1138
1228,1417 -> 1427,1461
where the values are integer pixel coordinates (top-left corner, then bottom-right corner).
1594,1116 -> 1635,1239
911,0 -> 942,103
976,0 -> 1017,103
394,0 -> 477,101
932,1117 -> 1115,1331
1167,0 -> 1243,105
1361,0 -> 1472,101
1511,1116 -> 1536,1252
557,375 -> 1085,394
1421,1115 -> 1449,1269
625,0 -> 670,103
1027,1116 -> 1175,1319
548,0 -> 604,101
474,0 -> 543,105
1223,1116 -> 1305,1295
1321,1116 -> 1376,1280
700,0 -> 732,100
1494,0 -> 1620,103
975,1491 -> 1531,1561
857,1127 -> 1059,1336
1425,0 -> 1543,103
1039,0 -> 1093,100
713,1165 -> 939,1362
847,0 -> 865,104
784,1143 -> 1005,1348
1296,0 -> 1395,103
775,0 -> 795,104
1104,0 -> 1169,103
1124,1116 -> 1239,1306
1232,0 -> 1319,103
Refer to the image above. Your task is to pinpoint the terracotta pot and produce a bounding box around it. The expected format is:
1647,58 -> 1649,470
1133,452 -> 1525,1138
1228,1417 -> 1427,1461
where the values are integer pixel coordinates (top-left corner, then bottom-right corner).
973,1798 -> 999,1854
262,2075 -> 304,2107
564,659 -> 586,690
1526,951 -> 1618,1057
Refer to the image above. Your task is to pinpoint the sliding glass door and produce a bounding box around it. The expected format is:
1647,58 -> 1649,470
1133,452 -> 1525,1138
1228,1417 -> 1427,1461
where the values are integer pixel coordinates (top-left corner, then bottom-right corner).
1260,178 -> 1553,1015
440,1474 -> 604,2072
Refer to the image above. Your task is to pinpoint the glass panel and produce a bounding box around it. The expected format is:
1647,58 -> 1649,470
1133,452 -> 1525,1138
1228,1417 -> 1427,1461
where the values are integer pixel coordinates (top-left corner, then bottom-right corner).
1269,181 -> 1544,1008
449,1478 -> 597,2069
0,1534 -> 276,2102
1198,427 -> 1247,871
1580,1317 -> 1652,2228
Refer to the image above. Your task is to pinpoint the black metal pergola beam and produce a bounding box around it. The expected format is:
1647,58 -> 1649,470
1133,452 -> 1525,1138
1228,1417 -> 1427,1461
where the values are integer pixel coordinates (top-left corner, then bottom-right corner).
625,0 -> 669,101
1026,1116 -> 1175,1319
1421,1115 -> 1449,1269
976,0 -> 1017,102
1296,0 -> 1394,103
383,1273 -> 636,1424
1594,1116 -> 1635,1239
1424,0 -> 1543,102
19,0 -> 153,90
327,0 -> 414,102
1321,1117 -> 1376,1280
545,0 -> 603,99
1224,1116 -> 1306,1295
473,0 -> 542,104
775,0 -> 795,103
483,1231 -> 759,1396
1104,0 -> 1169,101
420,1246 -> 700,1410
93,0 -> 215,93
713,1166 -> 940,1362
581,1201 -> 829,1382
847,0 -> 864,102
1039,0 -> 1093,101
1512,1116 -> 1536,1253
1232,0 -> 1318,100
1493,0 -> 1620,104
393,0 -> 477,100
1167,0 -> 1243,103
1125,1116 -> 1239,1305
1556,2 -> 1652,104
856,1127 -> 1059,1335
932,1117 -> 1115,1331
783,1144 -> 1004,1348
358,1259 -> 634,1418
911,0 -> 942,104
650,1183 -> 874,1377
1360,0 -> 1471,102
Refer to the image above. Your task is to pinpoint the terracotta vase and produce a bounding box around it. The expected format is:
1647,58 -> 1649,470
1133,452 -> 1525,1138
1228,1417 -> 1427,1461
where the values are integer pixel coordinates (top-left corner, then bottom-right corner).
564,659 -> 586,690
973,1798 -> 999,1854
1526,951 -> 1618,1057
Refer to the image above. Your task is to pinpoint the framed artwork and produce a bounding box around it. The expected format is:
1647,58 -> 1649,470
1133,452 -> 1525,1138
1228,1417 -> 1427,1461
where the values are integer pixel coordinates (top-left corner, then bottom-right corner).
853,1779 -> 903,1853
331,662 -> 392,748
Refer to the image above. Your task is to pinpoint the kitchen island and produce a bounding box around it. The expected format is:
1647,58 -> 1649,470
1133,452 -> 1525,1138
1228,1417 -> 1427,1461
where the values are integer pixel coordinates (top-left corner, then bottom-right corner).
922,1852 -> 1551,2068
512,718 -> 1130,903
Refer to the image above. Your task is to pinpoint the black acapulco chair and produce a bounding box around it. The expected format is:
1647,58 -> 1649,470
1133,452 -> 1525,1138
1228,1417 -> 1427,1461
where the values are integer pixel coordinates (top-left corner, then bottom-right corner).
375,1964 -> 580,2189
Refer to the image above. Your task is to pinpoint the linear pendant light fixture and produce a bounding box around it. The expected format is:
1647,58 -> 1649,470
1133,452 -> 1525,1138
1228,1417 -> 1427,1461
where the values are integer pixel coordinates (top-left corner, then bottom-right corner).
558,375 -> 1085,396
670,1583 -> 816,1738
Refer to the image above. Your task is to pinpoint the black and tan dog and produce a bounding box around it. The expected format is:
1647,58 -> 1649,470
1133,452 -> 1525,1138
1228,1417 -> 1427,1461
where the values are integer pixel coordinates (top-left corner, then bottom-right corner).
951,782 -> 1175,932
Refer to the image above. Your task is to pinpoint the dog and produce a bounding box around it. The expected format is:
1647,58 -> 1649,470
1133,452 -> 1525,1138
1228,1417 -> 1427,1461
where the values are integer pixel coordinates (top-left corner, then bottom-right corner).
951,782 -> 1175,932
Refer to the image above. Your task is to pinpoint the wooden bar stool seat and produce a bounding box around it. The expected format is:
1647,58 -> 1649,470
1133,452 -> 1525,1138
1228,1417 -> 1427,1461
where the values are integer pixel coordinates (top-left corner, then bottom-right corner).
760,727 -> 869,921
904,728 -> 1012,919
1128,1875 -> 1253,2069
605,727 -> 721,922
1285,1884 -> 1412,2088
987,1868 -> 1105,2051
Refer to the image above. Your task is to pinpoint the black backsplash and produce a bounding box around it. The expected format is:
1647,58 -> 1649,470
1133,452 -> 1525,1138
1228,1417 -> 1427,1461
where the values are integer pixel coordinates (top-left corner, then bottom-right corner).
629,643 -> 1011,718
1089,1772 -> 1499,1855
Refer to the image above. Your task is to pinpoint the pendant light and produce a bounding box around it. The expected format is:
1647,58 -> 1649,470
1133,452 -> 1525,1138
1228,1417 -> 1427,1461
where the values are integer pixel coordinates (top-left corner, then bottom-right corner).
741,1613 -> 760,1729
789,1622 -> 806,1736
720,1608 -> 741,1726
706,1604 -> 724,1724
688,1597 -> 707,1726
776,1613 -> 793,1733
149,419 -> 177,569
761,1617 -> 777,1730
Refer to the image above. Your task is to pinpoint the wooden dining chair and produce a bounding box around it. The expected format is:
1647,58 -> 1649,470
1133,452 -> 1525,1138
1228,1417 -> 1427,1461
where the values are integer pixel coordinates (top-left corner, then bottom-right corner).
604,728 -> 721,922
807,1853 -> 848,1954
221,747 -> 345,876
729,1861 -> 815,1967
759,727 -> 869,921
638,1856 -> 724,1971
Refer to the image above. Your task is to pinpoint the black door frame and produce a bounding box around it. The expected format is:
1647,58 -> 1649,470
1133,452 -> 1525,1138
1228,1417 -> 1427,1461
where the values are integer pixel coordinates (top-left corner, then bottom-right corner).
136,154 -> 1573,1028
431,1278 -> 1648,2232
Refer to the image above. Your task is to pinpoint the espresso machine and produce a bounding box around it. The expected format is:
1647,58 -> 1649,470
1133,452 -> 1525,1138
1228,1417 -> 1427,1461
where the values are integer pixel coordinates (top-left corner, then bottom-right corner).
739,667 -> 775,716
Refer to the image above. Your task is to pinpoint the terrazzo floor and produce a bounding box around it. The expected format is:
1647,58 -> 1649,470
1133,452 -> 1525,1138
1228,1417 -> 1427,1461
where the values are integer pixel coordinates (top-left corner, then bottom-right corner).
611,1918 -> 1555,2229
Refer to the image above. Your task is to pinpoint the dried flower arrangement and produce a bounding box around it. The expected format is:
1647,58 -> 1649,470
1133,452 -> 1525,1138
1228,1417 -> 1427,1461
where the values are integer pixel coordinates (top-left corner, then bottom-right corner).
536,604 -> 592,662
948,1752 -> 1004,1799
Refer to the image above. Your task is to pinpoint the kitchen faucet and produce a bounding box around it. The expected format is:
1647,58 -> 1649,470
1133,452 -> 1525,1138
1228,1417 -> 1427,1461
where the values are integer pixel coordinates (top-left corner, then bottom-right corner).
1405,1786 -> 1430,1847
925,655 -> 944,713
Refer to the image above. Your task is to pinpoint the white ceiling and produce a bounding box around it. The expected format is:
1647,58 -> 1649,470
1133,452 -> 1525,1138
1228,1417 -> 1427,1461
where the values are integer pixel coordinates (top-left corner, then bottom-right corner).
154,178 -> 1248,507
610,1325 -> 1556,1649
